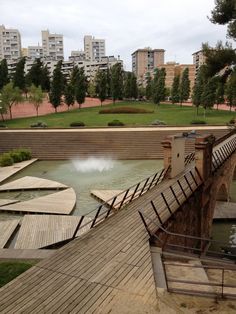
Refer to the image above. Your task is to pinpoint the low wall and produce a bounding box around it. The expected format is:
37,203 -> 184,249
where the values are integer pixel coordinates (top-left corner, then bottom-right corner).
0,127 -> 229,160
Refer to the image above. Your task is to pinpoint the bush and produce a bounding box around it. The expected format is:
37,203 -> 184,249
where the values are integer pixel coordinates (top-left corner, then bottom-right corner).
70,121 -> 85,127
30,121 -> 47,128
10,150 -> 23,163
0,124 -> 6,128
190,120 -> 207,125
99,107 -> 153,114
107,120 -> 124,126
17,148 -> 31,161
151,120 -> 167,126
0,153 -> 14,167
229,118 -> 236,124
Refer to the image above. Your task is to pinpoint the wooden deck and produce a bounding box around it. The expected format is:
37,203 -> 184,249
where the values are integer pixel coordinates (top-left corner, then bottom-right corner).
0,188 -> 76,215
0,176 -> 67,191
0,199 -> 19,206
15,215 -> 92,249
0,159 -> 37,184
91,189 -> 134,209
0,166 -> 200,313
0,219 -> 20,248
0,248 -> 56,260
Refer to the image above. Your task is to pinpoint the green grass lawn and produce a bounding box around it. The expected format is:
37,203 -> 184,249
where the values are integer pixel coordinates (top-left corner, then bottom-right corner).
0,261 -> 34,287
2,101 -> 236,128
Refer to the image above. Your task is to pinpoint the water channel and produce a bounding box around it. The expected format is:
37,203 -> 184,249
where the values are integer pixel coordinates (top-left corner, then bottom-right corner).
0,158 -> 235,248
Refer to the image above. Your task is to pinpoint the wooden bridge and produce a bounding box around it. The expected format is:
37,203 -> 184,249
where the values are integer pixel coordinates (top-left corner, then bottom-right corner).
0,130 -> 235,312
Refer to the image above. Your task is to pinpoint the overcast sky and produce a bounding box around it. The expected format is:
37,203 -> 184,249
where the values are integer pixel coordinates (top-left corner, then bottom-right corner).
1,0 -> 234,70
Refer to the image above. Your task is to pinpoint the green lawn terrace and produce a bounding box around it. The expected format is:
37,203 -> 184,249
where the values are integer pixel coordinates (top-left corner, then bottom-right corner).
1,101 -> 236,128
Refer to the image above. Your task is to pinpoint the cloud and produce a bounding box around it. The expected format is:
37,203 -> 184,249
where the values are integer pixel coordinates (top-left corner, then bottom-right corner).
0,0 -> 234,70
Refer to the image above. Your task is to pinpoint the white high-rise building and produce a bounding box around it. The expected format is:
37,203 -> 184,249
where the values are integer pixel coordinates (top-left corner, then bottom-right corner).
84,35 -> 105,61
28,44 -> 44,59
41,30 -> 64,61
0,25 -> 21,61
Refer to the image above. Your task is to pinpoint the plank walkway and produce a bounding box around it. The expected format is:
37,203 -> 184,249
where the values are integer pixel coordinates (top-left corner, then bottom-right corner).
0,188 -> 76,215
0,199 -> 19,206
214,201 -> 236,219
0,159 -> 37,184
0,165 -> 200,313
15,215 -> 92,249
91,189 -> 134,209
0,176 -> 68,191
0,219 -> 20,248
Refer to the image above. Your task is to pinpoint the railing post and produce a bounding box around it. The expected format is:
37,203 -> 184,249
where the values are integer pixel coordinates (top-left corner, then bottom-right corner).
129,183 -> 140,203
161,192 -> 172,215
177,179 -> 187,199
155,168 -> 165,186
147,173 -> 158,191
138,211 -> 152,238
139,178 -> 150,196
118,189 -> 130,210
150,200 -> 163,225
91,205 -> 103,228
72,216 -> 84,239
184,175 -> 193,192
105,196 -> 117,218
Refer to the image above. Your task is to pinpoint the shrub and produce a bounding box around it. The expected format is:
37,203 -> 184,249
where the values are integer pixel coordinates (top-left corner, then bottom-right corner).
190,120 -> 207,125
0,124 -> 6,128
229,117 -> 236,124
30,121 -> 47,128
0,153 -> 14,167
70,121 -> 85,127
10,150 -> 23,163
17,148 -> 31,161
99,107 -> 153,114
107,120 -> 124,126
151,120 -> 167,126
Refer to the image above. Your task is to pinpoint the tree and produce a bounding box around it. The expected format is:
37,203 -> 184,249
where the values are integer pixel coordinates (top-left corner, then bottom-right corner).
202,41 -> 236,78
225,71 -> 236,110
0,59 -> 9,90
1,82 -> 22,119
29,84 -> 44,117
130,73 -> 138,99
152,68 -> 166,105
49,61 -> 64,112
201,77 -> 217,117
192,66 -> 207,114
75,68 -> 86,109
41,65 -> 51,92
106,68 -> 112,98
12,57 -> 26,91
171,75 -> 180,104
87,81 -> 96,98
210,0 -> 236,40
0,92 -> 7,121
179,68 -> 190,105
124,72 -> 132,98
64,83 -> 75,110
96,69 -> 107,106
145,72 -> 153,100
215,81 -> 225,109
111,63 -> 123,103
26,59 -> 43,87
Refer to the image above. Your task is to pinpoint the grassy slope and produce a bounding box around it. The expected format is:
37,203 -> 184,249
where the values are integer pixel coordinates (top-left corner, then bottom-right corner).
0,261 -> 34,287
2,101 -> 236,128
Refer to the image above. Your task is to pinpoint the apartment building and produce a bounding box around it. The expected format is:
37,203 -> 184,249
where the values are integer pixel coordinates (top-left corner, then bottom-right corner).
84,35 -> 105,61
28,44 -> 44,59
192,50 -> 206,77
0,25 -> 21,61
132,48 -> 165,81
42,30 -> 64,61
69,50 -> 86,61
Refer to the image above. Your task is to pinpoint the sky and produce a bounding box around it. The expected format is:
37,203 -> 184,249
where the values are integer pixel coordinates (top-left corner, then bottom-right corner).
1,0 -> 234,70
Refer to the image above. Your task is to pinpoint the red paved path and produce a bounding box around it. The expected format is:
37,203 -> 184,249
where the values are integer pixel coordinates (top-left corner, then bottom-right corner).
2,97 -> 112,120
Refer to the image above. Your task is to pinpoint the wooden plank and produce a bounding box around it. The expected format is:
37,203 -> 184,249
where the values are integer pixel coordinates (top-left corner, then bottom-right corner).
0,219 -> 20,248
0,199 -> 19,206
15,215 -> 92,249
91,189 -> 134,209
0,159 -> 37,183
0,176 -> 67,191
0,248 -> 56,260
0,188 -> 76,215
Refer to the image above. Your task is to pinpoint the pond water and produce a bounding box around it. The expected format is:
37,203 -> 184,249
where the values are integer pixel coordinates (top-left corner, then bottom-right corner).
0,158 -> 163,217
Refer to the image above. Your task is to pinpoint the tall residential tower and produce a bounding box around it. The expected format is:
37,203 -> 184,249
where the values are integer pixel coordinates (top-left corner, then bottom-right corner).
0,25 -> 21,60
41,30 -> 64,61
84,35 -> 105,61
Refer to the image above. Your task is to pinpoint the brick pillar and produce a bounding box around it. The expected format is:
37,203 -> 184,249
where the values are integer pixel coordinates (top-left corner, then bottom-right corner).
195,135 -> 215,181
162,135 -> 186,178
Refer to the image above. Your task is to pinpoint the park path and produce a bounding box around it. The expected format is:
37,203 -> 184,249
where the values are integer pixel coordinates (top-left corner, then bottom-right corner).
2,97 -> 112,120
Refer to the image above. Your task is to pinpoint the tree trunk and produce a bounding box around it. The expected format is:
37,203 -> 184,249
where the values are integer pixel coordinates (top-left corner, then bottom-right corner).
36,107 -> 39,117
1,112 -> 4,121
9,106 -> 12,119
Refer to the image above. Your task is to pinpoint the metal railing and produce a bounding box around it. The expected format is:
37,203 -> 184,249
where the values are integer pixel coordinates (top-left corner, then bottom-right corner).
162,252 -> 236,299
41,166 -> 169,249
212,134 -> 236,172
